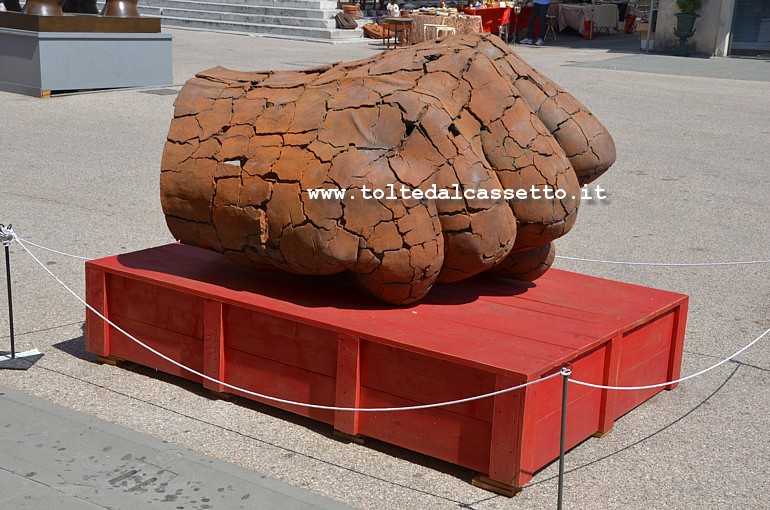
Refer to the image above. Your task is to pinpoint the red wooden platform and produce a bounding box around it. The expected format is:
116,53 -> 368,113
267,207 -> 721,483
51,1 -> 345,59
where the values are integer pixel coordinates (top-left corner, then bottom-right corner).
85,243 -> 687,493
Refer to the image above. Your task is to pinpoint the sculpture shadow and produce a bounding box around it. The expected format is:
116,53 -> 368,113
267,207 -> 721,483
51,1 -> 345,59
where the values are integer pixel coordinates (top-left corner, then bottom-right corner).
116,244 -> 535,311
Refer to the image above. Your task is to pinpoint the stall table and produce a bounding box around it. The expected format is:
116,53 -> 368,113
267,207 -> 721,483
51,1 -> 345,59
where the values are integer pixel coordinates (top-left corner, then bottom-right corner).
558,3 -> 618,35
409,13 -> 483,43
383,17 -> 414,48
461,7 -> 510,36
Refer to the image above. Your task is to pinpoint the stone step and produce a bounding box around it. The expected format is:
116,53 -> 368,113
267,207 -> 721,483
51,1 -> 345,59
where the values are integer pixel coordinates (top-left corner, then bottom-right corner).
141,0 -> 337,19
148,14 -> 364,40
133,0 -> 364,42
147,6 -> 337,28
143,0 -> 341,10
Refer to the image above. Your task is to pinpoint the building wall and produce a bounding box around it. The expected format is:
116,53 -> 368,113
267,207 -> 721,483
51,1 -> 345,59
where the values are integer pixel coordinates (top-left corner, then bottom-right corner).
655,0 -> 732,55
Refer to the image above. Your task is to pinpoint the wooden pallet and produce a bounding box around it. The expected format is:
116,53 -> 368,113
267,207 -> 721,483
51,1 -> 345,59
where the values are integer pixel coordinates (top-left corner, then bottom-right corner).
85,243 -> 687,494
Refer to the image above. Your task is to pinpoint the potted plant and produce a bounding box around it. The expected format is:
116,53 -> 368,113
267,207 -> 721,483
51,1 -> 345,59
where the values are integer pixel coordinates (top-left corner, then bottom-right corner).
674,0 -> 701,56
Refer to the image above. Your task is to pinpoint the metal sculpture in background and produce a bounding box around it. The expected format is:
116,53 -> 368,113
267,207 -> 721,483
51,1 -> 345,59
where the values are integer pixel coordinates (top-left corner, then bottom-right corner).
160,33 -> 616,305
5,0 -> 140,16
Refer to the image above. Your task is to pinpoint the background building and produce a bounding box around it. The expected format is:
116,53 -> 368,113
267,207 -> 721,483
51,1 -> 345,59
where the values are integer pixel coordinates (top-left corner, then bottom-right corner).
655,0 -> 770,57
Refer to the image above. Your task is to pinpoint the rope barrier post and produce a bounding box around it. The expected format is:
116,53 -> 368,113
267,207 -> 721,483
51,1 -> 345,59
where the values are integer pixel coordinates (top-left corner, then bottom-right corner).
1,224 -> 16,359
557,364 -> 572,510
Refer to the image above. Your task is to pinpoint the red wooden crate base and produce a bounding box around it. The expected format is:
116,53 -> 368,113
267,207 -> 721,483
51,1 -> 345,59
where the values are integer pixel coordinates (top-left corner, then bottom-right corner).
85,244 -> 688,493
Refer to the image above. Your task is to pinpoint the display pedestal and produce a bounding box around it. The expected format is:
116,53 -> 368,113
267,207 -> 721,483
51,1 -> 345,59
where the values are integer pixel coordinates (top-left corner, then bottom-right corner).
0,12 -> 171,97
85,243 -> 688,494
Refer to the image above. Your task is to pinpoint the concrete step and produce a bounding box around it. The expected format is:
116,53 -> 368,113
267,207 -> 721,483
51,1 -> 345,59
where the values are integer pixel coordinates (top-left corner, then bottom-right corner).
134,0 -> 364,42
141,0 -> 337,19
148,7 -> 337,28
199,0 -> 340,9
151,15 -> 364,40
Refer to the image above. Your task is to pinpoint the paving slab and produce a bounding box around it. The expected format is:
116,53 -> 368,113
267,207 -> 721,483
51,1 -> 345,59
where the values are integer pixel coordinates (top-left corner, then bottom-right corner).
566,53 -> 770,82
0,384 -> 353,510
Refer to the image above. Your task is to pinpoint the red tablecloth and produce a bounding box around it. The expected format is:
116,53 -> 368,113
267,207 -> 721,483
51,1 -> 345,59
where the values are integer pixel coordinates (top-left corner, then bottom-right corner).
463,6 -> 540,39
510,6 -> 535,38
461,7 -> 510,35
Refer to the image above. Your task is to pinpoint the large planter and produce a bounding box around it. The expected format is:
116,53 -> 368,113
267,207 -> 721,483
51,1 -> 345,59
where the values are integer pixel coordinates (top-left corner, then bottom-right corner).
101,0 -> 140,17
674,12 -> 699,56
22,0 -> 64,15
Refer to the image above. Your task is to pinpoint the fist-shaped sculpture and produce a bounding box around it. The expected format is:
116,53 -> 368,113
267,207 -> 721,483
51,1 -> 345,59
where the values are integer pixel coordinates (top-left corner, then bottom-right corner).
161,34 -> 615,305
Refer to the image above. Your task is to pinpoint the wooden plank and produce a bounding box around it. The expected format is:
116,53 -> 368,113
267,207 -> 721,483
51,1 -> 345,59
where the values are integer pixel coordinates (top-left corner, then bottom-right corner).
223,347 -> 336,424
531,388 -> 604,470
357,387 -> 492,472
613,350 -> 670,418
107,274 -> 204,340
472,474 -> 521,497
224,306 -> 338,377
203,300 -> 225,393
618,311 -> 676,373
107,314 -> 203,383
597,335 -> 621,435
666,301 -> 689,390
360,341 -> 496,422
85,267 -> 109,356
487,374 -> 526,487
334,334 -> 361,435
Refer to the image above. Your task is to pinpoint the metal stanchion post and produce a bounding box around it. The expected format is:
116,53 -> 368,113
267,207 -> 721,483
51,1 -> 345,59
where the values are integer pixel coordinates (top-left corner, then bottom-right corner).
1,224 -> 15,359
557,364 -> 572,510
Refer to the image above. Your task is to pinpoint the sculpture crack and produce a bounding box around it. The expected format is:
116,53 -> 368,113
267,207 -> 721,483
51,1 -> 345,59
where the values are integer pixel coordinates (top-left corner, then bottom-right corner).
161,34 -> 615,305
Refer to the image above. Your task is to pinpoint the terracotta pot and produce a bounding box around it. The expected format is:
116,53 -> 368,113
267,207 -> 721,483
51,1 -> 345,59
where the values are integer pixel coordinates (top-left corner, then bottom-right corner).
61,0 -> 98,14
341,3 -> 359,17
101,0 -> 140,17
22,0 -> 64,15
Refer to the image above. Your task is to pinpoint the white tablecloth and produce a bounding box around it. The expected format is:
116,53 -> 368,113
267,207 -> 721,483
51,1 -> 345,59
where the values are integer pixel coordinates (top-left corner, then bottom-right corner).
558,4 -> 619,35
409,14 -> 484,44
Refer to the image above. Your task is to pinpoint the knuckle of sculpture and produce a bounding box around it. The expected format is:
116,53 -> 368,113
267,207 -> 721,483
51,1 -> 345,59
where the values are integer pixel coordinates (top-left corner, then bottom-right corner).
160,34 -> 615,305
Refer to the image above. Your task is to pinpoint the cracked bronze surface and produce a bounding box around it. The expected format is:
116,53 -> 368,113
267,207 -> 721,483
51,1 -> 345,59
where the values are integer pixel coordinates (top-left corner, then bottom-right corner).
161,34 -> 615,305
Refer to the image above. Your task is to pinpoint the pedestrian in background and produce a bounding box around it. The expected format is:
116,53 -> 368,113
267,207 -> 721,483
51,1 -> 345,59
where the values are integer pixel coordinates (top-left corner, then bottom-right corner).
521,0 -> 550,46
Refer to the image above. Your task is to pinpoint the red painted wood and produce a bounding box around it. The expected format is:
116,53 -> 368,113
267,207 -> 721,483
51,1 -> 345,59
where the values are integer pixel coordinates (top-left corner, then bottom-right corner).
203,300 -> 225,393
357,387 -> 492,472
334,334 -> 362,435
108,314 -> 203,382
515,370 -> 545,488
360,341 -> 496,422
224,306 -> 338,377
597,336 -> 621,434
488,374 -> 527,487
107,274 -> 204,340
223,347 -> 336,424
667,302 -> 688,390
84,243 -> 689,491
85,267 -> 108,356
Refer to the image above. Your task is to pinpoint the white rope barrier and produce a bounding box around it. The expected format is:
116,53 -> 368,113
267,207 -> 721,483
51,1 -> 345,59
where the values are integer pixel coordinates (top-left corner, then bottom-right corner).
5,226 -> 768,403
555,255 -> 770,267
569,324 -> 769,391
16,237 -> 93,261
9,231 -> 559,412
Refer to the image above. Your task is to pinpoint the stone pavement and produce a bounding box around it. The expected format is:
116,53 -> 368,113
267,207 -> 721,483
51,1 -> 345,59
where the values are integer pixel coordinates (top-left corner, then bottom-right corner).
0,385 -> 353,509
1,29 -> 768,510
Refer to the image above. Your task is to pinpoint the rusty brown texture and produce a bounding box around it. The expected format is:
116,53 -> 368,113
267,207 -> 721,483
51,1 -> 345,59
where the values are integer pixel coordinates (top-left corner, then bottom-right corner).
160,34 -> 615,305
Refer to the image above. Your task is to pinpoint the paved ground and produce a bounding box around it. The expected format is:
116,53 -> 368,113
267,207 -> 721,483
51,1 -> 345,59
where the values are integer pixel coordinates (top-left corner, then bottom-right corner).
0,384 -> 353,509
1,29 -> 769,510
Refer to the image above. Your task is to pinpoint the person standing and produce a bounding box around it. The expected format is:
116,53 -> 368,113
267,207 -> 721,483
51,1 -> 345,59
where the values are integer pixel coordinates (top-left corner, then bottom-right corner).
520,0 -> 550,46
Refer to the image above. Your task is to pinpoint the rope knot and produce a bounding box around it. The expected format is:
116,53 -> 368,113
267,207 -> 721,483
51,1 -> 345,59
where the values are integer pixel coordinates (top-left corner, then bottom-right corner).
0,224 -> 16,247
